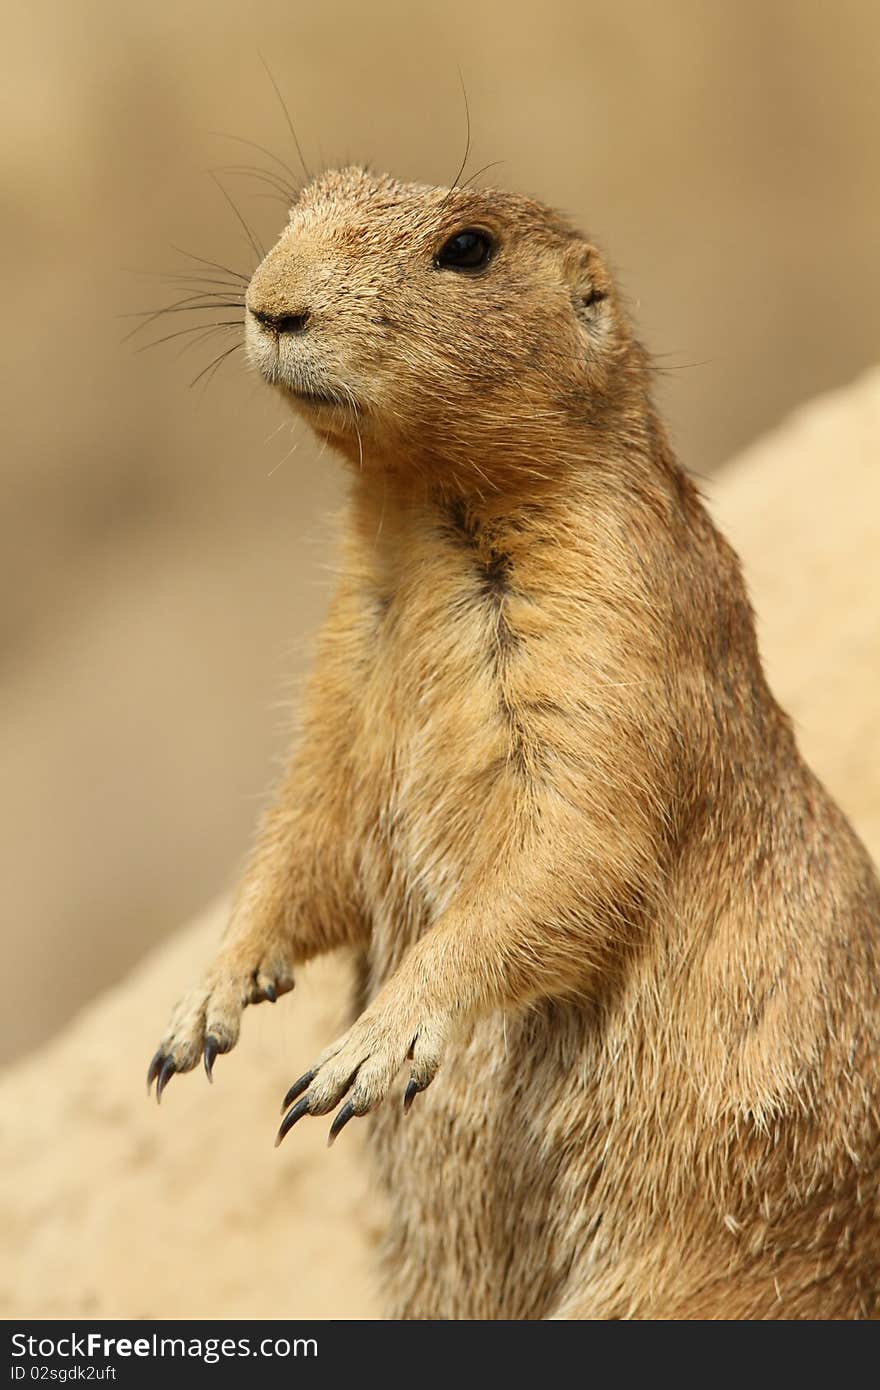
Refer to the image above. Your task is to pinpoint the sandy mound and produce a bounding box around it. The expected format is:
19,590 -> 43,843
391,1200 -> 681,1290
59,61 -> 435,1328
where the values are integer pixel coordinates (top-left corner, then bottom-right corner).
2,368 -> 878,1319
0,916 -> 382,1319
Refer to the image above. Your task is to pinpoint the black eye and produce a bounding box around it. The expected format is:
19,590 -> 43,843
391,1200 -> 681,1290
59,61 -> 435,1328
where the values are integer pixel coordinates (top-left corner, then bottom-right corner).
435,228 -> 494,272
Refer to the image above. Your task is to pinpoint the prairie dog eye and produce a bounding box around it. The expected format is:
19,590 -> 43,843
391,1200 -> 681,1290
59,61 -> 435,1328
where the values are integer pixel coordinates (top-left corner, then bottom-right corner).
435,228 -> 495,272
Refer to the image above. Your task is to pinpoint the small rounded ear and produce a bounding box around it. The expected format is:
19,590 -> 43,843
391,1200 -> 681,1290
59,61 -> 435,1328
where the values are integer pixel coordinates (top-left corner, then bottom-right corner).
562,241 -> 611,323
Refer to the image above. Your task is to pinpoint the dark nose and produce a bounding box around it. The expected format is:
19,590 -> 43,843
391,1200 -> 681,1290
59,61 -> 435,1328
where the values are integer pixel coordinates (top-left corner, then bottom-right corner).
250,308 -> 310,334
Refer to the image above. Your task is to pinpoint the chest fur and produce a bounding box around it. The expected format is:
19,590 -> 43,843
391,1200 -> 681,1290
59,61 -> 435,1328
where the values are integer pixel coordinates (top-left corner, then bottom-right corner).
345,516 -> 528,954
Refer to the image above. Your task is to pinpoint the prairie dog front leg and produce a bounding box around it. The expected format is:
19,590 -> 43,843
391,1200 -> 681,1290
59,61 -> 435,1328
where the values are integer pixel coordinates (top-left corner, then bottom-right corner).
276,790 -> 662,1142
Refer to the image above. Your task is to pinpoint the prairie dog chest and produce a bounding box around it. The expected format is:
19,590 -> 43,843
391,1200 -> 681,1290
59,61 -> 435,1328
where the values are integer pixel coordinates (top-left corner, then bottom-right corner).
344,495 -> 530,913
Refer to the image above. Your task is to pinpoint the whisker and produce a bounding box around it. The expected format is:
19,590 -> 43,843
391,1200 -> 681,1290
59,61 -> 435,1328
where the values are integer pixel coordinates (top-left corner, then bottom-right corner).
169,243 -> 250,283
210,173 -> 265,263
652,357 -> 713,374
123,297 -> 244,321
439,68 -> 471,211
267,433 -> 301,478
125,269 -> 246,304
156,272 -> 248,292
258,51 -> 312,183
459,159 -> 505,192
209,130 -> 301,195
125,266 -> 242,289
263,418 -> 289,446
190,341 -> 244,389
174,323 -> 243,359
137,321 -> 244,353
121,295 -> 245,343
216,165 -> 296,202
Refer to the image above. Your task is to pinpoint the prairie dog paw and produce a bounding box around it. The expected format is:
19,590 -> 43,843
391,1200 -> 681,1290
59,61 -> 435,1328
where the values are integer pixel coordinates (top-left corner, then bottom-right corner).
276,1008 -> 450,1147
146,950 -> 294,1101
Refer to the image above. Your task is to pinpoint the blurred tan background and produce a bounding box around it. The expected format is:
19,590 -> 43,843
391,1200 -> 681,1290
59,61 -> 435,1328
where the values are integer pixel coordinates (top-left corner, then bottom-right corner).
2,0 -> 879,1063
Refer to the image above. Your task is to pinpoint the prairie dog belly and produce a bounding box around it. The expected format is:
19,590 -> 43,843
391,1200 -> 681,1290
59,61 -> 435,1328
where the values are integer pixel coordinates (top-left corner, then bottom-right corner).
364,1003 -> 606,1320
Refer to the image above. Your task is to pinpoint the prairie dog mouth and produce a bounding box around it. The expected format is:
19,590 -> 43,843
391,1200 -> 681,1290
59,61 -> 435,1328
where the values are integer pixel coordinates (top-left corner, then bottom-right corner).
246,334 -> 359,412
243,301 -> 361,411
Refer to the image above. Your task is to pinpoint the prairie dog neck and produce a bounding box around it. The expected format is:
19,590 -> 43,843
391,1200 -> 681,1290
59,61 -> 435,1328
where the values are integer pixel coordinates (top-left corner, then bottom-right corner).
344,417 -> 687,603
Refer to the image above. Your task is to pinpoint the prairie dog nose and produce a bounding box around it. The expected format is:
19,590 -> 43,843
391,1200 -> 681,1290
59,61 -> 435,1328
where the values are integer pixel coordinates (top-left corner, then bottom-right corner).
250,307 -> 311,334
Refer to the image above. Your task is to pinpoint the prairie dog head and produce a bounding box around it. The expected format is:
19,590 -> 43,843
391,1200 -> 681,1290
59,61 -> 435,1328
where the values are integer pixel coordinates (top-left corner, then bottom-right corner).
245,166 -> 635,480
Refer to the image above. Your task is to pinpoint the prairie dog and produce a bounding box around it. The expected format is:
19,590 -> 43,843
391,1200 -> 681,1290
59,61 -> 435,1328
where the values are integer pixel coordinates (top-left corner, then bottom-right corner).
148,168 -> 880,1319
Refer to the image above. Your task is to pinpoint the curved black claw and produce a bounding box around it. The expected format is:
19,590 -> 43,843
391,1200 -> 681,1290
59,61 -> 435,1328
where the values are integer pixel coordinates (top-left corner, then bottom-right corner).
155,1056 -> 177,1104
146,1050 -> 164,1094
275,1095 -> 310,1147
281,1069 -> 315,1115
327,1100 -> 356,1146
262,984 -> 277,1004
403,1078 -> 429,1114
203,1036 -> 220,1083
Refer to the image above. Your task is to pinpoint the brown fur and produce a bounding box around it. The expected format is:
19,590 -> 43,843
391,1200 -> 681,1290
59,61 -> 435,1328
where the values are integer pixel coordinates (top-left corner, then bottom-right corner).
150,168 -> 880,1319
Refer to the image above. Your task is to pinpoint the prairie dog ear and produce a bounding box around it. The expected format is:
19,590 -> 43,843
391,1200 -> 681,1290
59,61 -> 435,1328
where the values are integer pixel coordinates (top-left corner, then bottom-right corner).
562,241 -> 611,323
